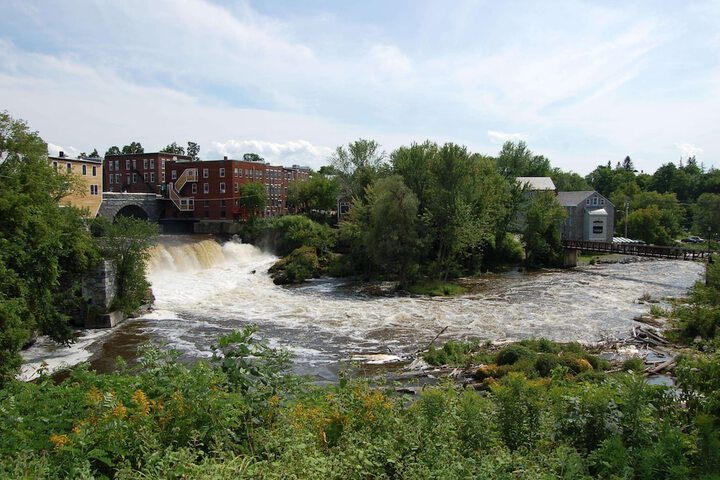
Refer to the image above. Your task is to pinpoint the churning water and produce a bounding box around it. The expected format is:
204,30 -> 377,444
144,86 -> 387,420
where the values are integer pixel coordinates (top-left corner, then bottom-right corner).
21,235 -> 705,381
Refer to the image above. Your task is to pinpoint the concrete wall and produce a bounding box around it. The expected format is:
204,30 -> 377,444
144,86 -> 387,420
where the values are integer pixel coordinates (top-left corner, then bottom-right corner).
81,260 -> 117,309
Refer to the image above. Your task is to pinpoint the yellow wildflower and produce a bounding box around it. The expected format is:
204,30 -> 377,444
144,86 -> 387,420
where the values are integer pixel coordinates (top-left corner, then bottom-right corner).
132,389 -> 150,416
268,395 -> 280,407
86,387 -> 103,406
111,402 -> 127,418
49,433 -> 70,448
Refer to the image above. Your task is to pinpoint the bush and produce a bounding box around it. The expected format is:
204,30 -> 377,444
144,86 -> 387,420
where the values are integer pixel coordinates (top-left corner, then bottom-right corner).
496,344 -> 535,366
269,246 -> 321,285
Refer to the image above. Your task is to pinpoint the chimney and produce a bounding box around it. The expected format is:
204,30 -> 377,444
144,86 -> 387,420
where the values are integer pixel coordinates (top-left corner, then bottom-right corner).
59,151 -> 65,158
224,155 -> 228,160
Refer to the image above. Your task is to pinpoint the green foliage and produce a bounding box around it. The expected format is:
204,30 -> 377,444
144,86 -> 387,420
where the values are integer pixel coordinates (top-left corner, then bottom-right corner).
523,191 -> 567,267
160,141 -> 185,155
406,281 -> 467,297
269,246 -> 321,285
239,181 -> 267,218
496,140 -> 551,178
622,356 -> 645,373
91,216 -> 158,314
492,373 -> 543,450
424,340 -> 483,366
331,138 -> 388,201
257,215 -> 337,257
0,111 -> 99,384
287,173 -> 340,214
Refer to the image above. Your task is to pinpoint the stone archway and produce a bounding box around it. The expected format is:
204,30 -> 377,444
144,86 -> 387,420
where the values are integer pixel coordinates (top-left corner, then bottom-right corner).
115,204 -> 149,220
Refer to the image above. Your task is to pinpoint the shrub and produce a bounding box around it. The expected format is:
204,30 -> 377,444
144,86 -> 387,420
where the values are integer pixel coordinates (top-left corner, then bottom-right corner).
496,344 -> 535,366
269,246 -> 321,285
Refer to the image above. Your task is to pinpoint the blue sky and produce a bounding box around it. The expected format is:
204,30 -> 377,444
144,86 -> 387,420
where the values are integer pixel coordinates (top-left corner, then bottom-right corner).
0,0 -> 718,174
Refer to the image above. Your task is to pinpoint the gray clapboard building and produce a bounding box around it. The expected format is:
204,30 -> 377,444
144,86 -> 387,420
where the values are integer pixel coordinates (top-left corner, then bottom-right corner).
557,191 -> 614,242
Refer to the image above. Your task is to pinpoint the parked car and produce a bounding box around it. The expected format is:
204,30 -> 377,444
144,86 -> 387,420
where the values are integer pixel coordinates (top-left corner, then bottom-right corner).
681,236 -> 705,243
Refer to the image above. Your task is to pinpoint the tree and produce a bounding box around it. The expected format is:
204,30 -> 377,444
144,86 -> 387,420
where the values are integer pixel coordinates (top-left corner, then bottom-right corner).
365,176 -> 420,286
622,156 -> 634,171
331,139 -> 387,200
160,142 -> 185,155
243,153 -> 264,163
496,141 -> 551,178
78,149 -> 100,159
0,111 -> 98,383
105,146 -> 121,156
121,142 -> 144,154
693,193 -> 720,240
551,168 -> 591,191
287,174 -> 340,213
187,142 -> 200,161
239,182 -> 267,219
523,192 -> 566,267
90,216 -> 158,313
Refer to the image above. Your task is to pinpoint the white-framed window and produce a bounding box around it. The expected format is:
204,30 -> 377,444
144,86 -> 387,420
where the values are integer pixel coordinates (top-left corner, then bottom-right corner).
82,164 -> 87,175
586,198 -> 590,205
143,159 -> 148,169
150,159 -> 154,169
192,183 -> 197,194
132,173 -> 137,183
593,197 -> 598,205
92,166 -> 97,176
143,173 -> 148,182
234,168 -> 239,177
109,175 -> 113,184
150,172 -> 155,183
234,183 -> 239,193
115,173 -> 120,184
108,161 -> 113,171
600,199 -> 605,205
203,183 -> 209,193
126,159 -> 131,170
219,168 -> 225,178
161,172 -> 166,182
132,159 -> 136,169
114,160 -> 119,170
171,170 -> 177,180
203,168 -> 209,178
220,182 -> 226,193
126,174 -> 131,184
161,159 -> 165,169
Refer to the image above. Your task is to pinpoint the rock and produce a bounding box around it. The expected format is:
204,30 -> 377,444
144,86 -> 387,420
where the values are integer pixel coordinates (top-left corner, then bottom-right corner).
269,246 -> 321,285
693,335 -> 703,344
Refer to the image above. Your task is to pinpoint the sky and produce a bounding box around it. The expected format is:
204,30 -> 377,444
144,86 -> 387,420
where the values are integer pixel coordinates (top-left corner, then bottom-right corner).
0,0 -> 718,175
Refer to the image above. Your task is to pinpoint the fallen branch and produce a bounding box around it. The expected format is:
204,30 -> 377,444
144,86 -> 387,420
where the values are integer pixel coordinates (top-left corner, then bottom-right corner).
417,326 -> 448,353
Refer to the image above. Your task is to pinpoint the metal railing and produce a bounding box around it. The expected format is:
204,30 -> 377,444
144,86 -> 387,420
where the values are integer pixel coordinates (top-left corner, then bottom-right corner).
562,240 -> 713,261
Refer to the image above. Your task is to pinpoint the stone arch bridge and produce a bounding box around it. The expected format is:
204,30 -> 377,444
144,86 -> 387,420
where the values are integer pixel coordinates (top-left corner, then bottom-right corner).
97,193 -> 164,222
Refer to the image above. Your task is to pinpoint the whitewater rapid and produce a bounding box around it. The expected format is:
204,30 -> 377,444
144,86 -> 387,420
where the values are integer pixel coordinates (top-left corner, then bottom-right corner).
21,235 -> 705,381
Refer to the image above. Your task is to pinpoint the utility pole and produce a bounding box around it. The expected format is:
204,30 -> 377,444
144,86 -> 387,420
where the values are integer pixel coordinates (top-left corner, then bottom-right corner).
624,202 -> 629,238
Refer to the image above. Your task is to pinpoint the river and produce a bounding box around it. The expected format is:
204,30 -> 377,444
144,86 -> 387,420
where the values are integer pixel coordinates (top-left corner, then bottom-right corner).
20,235 -> 705,381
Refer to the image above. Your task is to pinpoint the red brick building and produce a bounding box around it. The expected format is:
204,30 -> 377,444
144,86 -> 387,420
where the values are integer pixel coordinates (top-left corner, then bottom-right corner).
163,156 -> 310,222
102,152 -> 310,224
103,152 -> 192,194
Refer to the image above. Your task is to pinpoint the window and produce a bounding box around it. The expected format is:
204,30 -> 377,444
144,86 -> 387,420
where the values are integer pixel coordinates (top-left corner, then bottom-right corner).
593,197 -> 598,206
161,172 -> 166,182
219,168 -> 225,178
245,169 -> 250,177
204,183 -> 209,194
90,185 -> 98,195
171,170 -> 177,180
132,159 -> 136,169
126,174 -> 131,185
92,166 -> 97,176
220,182 -> 226,193
115,173 -> 120,184
220,211 -> 226,218
66,162 -> 72,173
600,199 -> 605,205
82,164 -> 87,175
132,173 -> 137,183
109,175 -> 113,184
150,159 -> 154,169
593,221 -> 604,235
235,199 -> 239,207
108,161 -> 113,171
220,200 -> 226,208
586,198 -> 590,205
143,173 -> 148,183
203,168 -> 209,178
115,160 -> 119,170
126,159 -> 131,170
161,159 -> 165,169
52,161 -> 58,170
150,172 -> 155,183
204,200 -> 209,208
234,168 -> 239,177
234,183 -> 239,193
191,184 -> 197,194
143,159 -> 148,169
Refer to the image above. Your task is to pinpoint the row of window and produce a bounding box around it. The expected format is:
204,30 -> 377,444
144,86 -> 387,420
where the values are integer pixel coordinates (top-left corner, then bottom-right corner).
586,196 -> 605,206
108,158 -> 167,172
52,161 -> 97,177
107,172 -> 157,185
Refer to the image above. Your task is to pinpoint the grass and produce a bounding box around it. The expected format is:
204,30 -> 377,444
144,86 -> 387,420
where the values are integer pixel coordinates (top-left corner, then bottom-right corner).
406,281 -> 468,296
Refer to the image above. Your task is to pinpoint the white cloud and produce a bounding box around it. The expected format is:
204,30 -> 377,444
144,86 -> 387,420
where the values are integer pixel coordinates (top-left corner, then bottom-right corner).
46,143 -> 80,158
676,143 -> 704,159
207,139 -> 333,169
487,130 -> 526,144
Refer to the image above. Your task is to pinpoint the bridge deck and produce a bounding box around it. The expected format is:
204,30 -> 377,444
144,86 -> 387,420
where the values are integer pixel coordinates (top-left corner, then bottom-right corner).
562,240 -> 713,261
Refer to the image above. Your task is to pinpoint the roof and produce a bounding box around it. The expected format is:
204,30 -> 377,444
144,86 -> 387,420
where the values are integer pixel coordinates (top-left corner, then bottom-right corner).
48,155 -> 102,164
516,177 -> 556,191
556,191 -> 595,206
